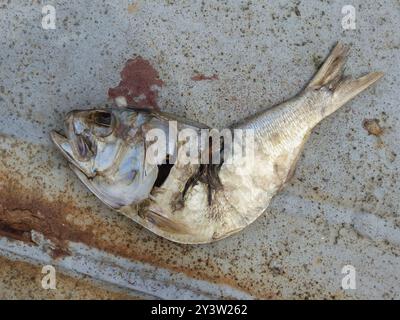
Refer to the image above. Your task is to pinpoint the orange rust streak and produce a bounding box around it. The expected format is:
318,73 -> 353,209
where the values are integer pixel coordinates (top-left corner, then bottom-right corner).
0,174 -> 94,259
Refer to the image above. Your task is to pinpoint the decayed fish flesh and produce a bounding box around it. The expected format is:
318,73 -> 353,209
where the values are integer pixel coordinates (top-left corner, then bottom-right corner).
51,43 -> 383,244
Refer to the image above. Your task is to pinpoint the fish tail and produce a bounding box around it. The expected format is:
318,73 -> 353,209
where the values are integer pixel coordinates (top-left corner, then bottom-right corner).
308,42 -> 349,89
331,72 -> 383,107
308,42 -> 383,114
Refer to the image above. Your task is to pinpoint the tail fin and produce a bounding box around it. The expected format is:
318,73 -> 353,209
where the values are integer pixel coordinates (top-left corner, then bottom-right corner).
308,42 -> 383,111
332,72 -> 383,107
308,42 -> 349,89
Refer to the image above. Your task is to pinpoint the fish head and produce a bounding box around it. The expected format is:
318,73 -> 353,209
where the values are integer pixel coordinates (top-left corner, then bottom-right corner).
51,107 -> 159,209
51,108 -> 113,176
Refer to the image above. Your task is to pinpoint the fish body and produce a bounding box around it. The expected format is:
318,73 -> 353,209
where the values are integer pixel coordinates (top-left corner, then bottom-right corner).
51,43 -> 383,243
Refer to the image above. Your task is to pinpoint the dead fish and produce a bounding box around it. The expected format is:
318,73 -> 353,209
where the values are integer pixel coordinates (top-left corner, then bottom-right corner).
51,43 -> 383,244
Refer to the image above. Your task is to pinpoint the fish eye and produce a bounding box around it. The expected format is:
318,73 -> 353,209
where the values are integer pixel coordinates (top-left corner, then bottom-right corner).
91,110 -> 115,137
94,111 -> 112,127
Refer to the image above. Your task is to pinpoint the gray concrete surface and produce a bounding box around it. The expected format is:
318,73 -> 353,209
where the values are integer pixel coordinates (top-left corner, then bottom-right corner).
0,0 -> 399,299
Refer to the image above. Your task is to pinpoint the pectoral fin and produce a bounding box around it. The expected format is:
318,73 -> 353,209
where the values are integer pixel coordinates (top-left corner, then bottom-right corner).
141,208 -> 193,235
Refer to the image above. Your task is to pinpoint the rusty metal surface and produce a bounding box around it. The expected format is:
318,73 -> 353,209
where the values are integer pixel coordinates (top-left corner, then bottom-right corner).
0,0 -> 399,299
0,253 -> 150,299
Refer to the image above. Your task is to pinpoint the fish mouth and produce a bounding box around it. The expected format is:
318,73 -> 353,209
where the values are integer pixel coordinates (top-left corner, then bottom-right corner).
50,130 -> 96,178
50,130 -> 76,162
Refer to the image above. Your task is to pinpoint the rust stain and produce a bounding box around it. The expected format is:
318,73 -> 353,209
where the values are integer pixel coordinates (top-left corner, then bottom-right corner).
108,57 -> 164,110
191,73 -> 219,81
0,170 -> 270,298
363,118 -> 384,136
0,173 -> 94,259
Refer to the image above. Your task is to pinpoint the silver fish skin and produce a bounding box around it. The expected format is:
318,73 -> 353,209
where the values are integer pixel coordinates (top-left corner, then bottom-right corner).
51,43 -> 383,244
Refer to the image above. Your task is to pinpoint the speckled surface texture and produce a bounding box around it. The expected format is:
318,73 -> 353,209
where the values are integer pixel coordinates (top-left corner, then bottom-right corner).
0,254 -> 150,300
0,0 -> 399,299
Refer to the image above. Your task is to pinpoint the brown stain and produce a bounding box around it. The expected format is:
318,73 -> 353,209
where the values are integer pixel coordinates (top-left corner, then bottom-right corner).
363,118 -> 384,136
108,57 -> 164,110
361,118 -> 394,159
191,73 -> 219,81
0,172 -> 94,259
0,170 -> 274,298
127,2 -> 140,14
